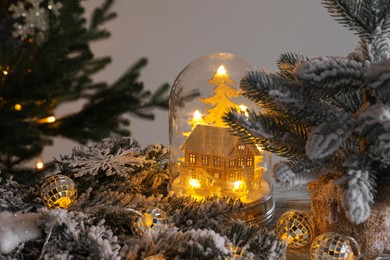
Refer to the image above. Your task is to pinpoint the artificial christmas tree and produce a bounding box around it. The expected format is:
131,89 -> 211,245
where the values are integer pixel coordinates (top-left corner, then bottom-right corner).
224,0 -> 390,253
0,0 -> 169,175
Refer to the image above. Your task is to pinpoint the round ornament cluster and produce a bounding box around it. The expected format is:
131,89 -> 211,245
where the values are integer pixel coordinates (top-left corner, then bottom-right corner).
40,175 -> 77,209
276,209 -> 315,248
132,206 -> 169,236
310,232 -> 360,259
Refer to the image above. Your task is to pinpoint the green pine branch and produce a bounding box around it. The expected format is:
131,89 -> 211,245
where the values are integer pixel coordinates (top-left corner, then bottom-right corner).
0,1 -> 169,172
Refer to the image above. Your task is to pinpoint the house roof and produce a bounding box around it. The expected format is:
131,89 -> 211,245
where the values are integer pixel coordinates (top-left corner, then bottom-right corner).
180,124 -> 261,156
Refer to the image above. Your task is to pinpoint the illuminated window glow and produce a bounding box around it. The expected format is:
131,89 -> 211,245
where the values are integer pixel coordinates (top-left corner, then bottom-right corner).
189,154 -> 196,164
214,156 -> 221,167
202,155 -> 209,166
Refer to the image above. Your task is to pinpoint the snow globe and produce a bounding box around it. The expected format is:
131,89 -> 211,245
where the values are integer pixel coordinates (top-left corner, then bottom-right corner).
169,52 -> 275,224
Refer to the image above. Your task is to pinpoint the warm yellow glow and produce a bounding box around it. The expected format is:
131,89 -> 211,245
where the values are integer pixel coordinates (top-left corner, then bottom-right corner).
233,180 -> 245,191
3,70 -> 8,75
193,110 -> 202,122
281,233 -> 294,245
239,104 -> 249,117
143,213 -> 153,227
238,104 -> 247,112
256,144 -> 263,152
47,116 -> 56,123
36,161 -> 44,170
14,104 -> 22,111
216,65 -> 227,76
189,178 -> 201,189
39,116 -> 56,124
56,197 -> 71,208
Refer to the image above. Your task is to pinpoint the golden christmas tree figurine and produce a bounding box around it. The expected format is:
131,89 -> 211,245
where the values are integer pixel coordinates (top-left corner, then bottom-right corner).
199,65 -> 240,127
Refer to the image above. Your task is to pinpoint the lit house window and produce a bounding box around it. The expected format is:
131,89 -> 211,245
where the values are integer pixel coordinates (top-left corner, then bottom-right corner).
229,159 -> 235,167
237,158 -> 244,167
246,158 -> 253,167
189,154 -> 196,164
238,144 -> 245,150
214,156 -> 221,167
202,156 -> 209,166
214,172 -> 219,178
229,173 -> 235,182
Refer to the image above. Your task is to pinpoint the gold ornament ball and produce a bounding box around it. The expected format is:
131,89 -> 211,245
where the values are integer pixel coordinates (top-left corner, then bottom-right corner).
40,175 -> 77,209
132,206 -> 169,236
276,209 -> 315,248
310,232 -> 360,260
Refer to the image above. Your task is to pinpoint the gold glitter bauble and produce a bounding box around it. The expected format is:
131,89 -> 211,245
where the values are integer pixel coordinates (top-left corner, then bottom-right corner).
132,207 -> 169,236
276,210 -> 315,248
40,175 -> 77,209
310,232 -> 360,260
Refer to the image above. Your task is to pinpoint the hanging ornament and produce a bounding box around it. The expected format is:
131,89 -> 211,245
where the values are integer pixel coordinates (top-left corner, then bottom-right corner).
40,175 -> 77,209
310,232 -> 361,260
8,0 -> 62,44
131,206 -> 169,236
276,209 -> 315,248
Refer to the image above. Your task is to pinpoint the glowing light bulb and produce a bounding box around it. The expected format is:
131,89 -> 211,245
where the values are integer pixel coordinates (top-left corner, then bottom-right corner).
193,110 -> 202,123
47,116 -> 56,123
216,65 -> 227,76
14,104 -> 22,111
239,104 -> 249,117
233,180 -> 244,191
38,116 -> 56,124
36,161 -> 44,170
3,70 -> 8,75
238,104 -> 247,112
189,178 -> 201,189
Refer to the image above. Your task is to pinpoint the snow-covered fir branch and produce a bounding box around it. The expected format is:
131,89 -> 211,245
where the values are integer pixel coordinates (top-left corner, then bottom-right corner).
0,137 -> 284,259
296,56 -> 366,97
224,108 -> 308,157
223,0 -> 390,226
335,154 -> 376,224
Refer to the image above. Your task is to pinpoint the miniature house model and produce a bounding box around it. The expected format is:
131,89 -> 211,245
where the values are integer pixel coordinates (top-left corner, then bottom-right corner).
180,124 -> 264,200
169,53 -> 274,223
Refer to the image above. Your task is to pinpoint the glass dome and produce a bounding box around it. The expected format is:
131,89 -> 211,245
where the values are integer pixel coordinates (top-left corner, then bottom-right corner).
169,53 -> 274,224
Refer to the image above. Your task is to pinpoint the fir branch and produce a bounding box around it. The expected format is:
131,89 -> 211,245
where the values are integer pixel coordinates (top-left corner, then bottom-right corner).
322,0 -> 375,38
363,58 -> 390,97
296,56 -> 366,97
335,154 -> 376,224
228,221 -> 284,260
276,52 -> 309,80
224,109 -> 308,158
356,103 -> 390,136
357,104 -> 390,164
240,70 -> 307,110
0,177 -> 40,212
324,91 -> 363,114
306,114 -> 355,159
273,158 -> 327,186
90,0 -> 117,30
240,69 -> 337,125
369,27 -> 390,62
57,138 -> 150,178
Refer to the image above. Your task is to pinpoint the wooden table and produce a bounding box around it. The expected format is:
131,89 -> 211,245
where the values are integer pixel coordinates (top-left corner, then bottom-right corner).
265,181 -> 311,259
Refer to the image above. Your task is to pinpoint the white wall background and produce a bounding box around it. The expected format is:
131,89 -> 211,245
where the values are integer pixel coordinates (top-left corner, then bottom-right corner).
42,0 -> 357,162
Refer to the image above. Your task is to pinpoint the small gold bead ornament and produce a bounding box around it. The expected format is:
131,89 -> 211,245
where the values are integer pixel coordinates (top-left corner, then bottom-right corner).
40,175 -> 77,209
